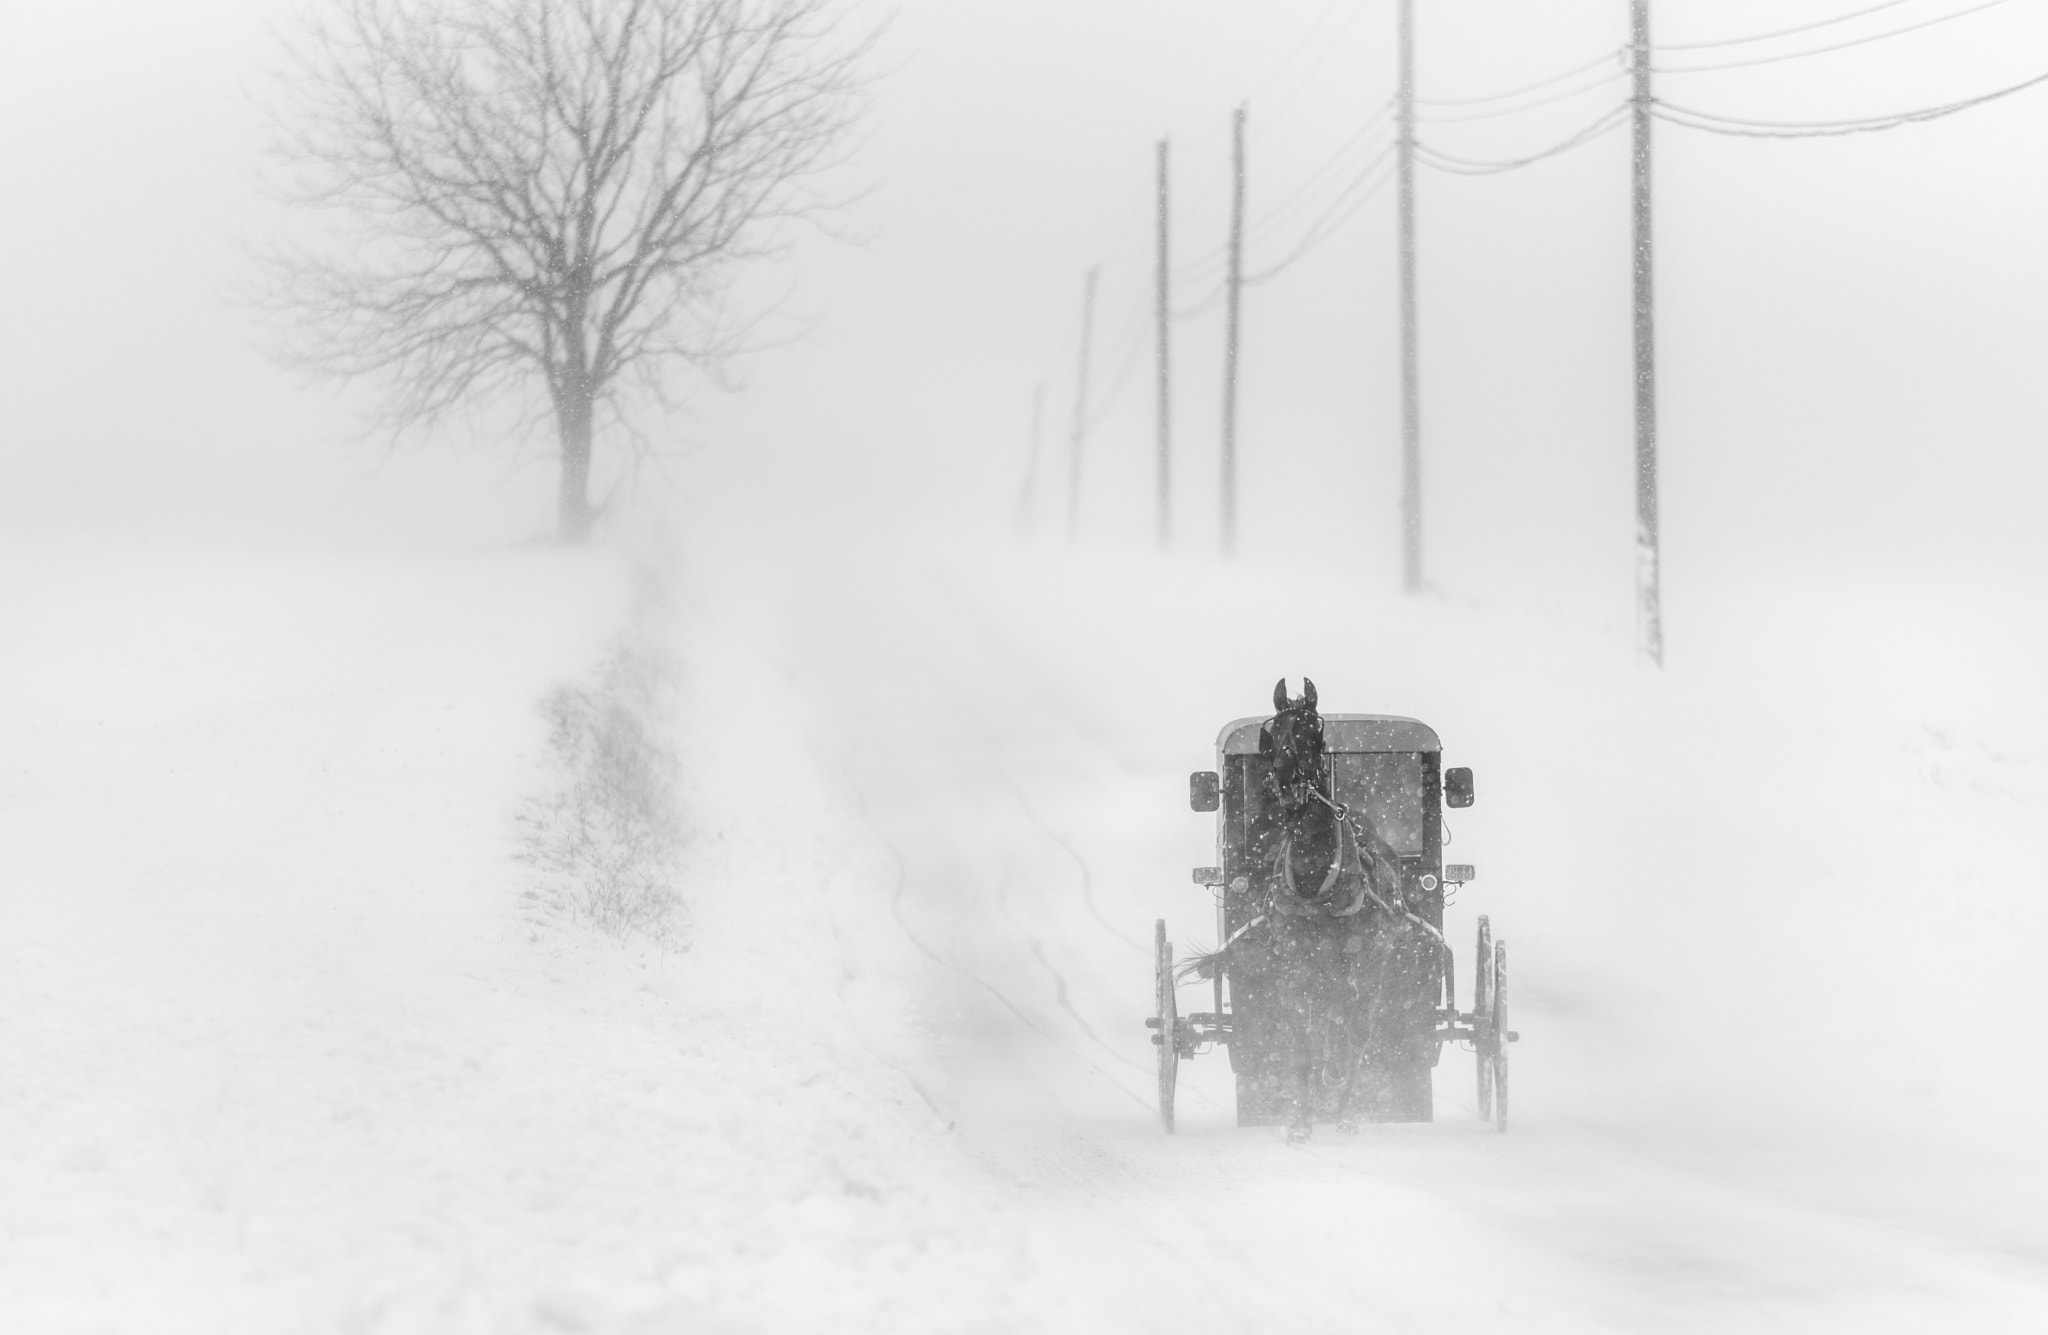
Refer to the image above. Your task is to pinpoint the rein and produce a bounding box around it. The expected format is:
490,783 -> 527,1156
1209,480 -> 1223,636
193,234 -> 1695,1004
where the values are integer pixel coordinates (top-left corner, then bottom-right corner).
1273,786 -> 1447,947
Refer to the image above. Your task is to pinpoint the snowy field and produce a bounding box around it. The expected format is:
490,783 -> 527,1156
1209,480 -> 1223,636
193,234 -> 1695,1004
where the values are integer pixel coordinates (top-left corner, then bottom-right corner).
5,517 -> 2048,1333
9,0 -> 2048,1328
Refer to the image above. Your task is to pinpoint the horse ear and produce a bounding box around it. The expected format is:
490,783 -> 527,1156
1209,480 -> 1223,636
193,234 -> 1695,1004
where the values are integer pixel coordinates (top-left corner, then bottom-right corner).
1273,678 -> 1290,712
1302,678 -> 1317,711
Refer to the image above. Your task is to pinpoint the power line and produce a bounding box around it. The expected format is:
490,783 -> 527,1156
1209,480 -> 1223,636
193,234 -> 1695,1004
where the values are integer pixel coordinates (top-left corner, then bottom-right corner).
1654,0 -> 2013,75
1656,0 -> 1921,52
1417,102 -> 1631,175
1395,0 -> 2038,662
1242,149 -> 1398,286
1083,184 -> 1169,290
1173,284 -> 1231,322
1247,122 -> 1396,242
1173,211 -> 1241,286
1170,4 -> 1375,222
1417,47 -> 1626,108
1083,290 -> 1154,399
1172,245 -> 1233,288
1653,68 -> 2048,137
1242,166 -> 1396,287
1085,317 -> 1152,429
1255,2 -> 1380,135
1242,0 -> 1355,110
1173,105 -> 1395,284
1166,109 -> 1398,299
1419,66 -> 1629,123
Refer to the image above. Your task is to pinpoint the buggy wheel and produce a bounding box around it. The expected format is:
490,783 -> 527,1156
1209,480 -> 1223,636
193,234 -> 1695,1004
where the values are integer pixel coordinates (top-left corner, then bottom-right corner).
1474,916 -> 1495,1121
1489,940 -> 1509,1133
1154,918 -> 1178,1133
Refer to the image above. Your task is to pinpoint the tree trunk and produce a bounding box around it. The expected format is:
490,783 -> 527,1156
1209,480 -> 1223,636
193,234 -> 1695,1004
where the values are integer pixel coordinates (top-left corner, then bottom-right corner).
556,388 -> 594,544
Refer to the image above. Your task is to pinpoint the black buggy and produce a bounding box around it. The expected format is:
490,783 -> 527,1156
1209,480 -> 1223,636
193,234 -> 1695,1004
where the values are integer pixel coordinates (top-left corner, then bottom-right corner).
1149,680 -> 1516,1139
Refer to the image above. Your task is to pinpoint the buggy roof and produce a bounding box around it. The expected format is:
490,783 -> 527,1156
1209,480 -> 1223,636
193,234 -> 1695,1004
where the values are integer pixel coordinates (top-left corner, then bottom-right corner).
1216,714 -> 1441,756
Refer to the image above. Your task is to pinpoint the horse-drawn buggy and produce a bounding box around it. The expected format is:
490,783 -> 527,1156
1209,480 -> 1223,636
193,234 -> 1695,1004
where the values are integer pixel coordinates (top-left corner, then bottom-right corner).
1149,679 -> 1515,1141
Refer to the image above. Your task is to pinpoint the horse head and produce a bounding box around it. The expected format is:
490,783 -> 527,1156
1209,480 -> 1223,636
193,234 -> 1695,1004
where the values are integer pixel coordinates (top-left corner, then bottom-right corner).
1272,676 -> 1318,713
1263,677 -> 1326,801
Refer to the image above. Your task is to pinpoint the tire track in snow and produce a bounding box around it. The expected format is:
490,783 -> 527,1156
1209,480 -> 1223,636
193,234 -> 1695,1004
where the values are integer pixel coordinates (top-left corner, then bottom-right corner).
815,854 -> 951,1123
992,865 -> 1110,1048
982,764 -> 1238,1112
987,861 -> 1229,1117
840,772 -> 1156,1116
988,864 -> 1188,1095
994,765 -> 1145,954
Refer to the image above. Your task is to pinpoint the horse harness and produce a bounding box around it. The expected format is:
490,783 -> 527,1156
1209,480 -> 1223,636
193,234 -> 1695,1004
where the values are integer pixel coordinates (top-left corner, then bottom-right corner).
1239,787 -> 1448,950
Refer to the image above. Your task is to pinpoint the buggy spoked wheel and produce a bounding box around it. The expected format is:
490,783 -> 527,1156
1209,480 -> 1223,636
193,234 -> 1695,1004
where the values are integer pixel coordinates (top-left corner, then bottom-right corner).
1153,919 -> 1178,1132
1474,916 -> 1496,1122
1488,940 -> 1509,1133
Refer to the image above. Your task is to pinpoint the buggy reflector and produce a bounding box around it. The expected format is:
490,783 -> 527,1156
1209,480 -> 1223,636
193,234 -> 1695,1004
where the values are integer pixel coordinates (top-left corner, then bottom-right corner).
1444,864 -> 1476,884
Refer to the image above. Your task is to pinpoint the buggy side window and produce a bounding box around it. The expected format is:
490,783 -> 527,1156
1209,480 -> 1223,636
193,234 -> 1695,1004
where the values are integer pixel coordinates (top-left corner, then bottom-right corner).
1231,754 -> 1272,855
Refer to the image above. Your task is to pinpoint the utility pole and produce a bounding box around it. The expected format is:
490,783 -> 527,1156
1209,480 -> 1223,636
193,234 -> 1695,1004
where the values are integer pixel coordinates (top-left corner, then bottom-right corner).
1631,0 -> 1664,665
1397,0 -> 1422,592
1067,267 -> 1098,540
1155,139 -> 1173,550
1015,381 -> 1045,535
1221,105 -> 1246,558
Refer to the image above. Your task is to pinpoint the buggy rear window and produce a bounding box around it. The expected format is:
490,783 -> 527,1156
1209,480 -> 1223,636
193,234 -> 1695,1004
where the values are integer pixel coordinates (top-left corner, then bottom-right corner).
1328,752 -> 1428,855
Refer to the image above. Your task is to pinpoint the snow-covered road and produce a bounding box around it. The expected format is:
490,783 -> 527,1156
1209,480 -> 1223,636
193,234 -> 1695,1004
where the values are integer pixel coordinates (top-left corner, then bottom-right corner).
707,513 -> 2048,1334
6,526 -> 2048,1333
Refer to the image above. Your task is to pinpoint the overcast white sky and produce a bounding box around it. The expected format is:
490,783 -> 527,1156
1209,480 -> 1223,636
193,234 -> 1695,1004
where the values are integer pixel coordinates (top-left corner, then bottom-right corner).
4,0 -> 2046,625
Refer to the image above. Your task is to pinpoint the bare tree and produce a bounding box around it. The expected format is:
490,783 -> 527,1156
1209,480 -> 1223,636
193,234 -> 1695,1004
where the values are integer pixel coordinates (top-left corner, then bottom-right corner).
263,0 -> 865,541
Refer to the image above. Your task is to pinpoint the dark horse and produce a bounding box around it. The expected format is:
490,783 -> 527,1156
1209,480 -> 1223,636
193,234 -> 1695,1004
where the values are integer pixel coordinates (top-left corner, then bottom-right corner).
1250,678 -> 1436,1143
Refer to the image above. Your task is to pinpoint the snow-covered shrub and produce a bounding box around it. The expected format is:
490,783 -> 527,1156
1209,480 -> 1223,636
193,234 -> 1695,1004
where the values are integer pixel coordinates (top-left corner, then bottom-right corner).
519,614 -> 686,945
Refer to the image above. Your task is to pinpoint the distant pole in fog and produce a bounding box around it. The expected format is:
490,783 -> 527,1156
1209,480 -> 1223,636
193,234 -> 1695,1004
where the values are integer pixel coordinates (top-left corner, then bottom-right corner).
1220,105 -> 1247,558
1397,0 -> 1423,592
1631,0 -> 1664,666
1155,139 -> 1173,550
1067,267 -> 1098,540
1016,381 -> 1046,535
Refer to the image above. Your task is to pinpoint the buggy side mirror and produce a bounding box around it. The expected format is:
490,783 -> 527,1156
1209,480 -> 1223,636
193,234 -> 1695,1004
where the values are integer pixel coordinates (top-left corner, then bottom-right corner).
1444,767 -> 1475,809
1189,770 -> 1220,812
